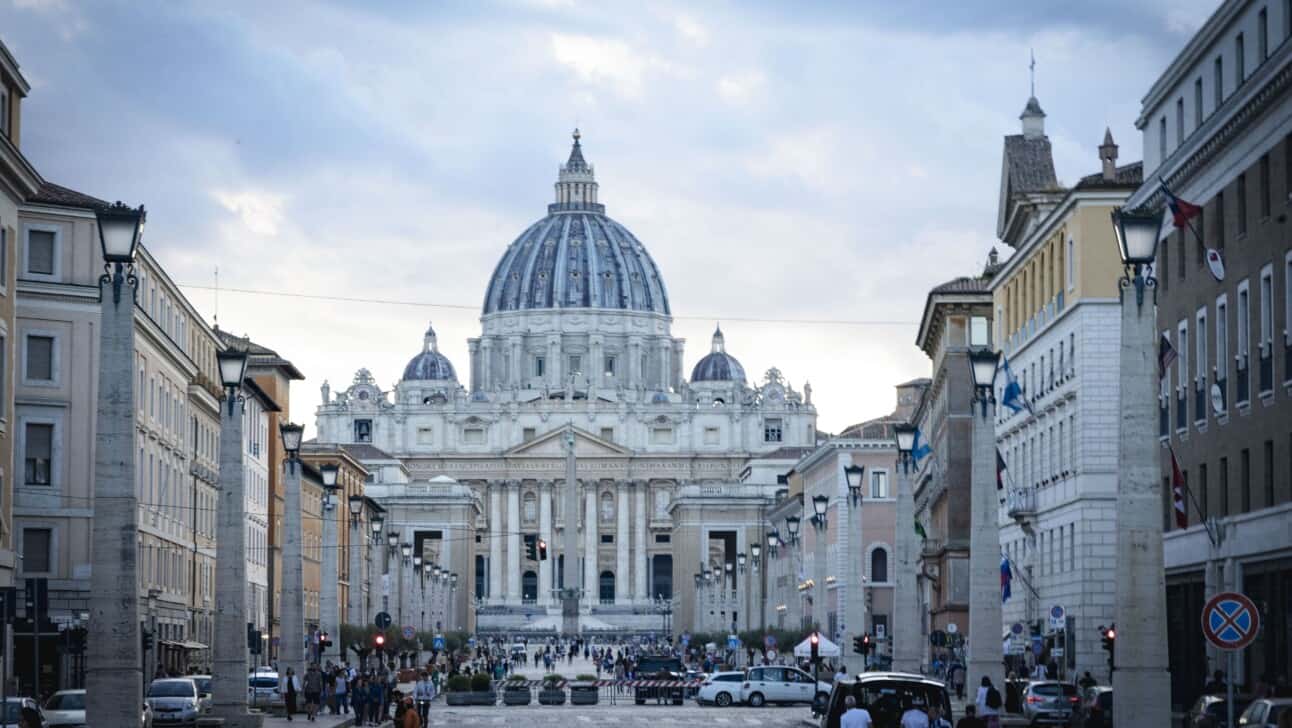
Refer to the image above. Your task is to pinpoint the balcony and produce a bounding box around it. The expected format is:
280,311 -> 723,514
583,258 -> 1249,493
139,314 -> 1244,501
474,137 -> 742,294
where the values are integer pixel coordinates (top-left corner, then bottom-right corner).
1006,488 -> 1036,522
1236,364 -> 1250,406
1259,349 -> 1273,394
1194,383 -> 1207,424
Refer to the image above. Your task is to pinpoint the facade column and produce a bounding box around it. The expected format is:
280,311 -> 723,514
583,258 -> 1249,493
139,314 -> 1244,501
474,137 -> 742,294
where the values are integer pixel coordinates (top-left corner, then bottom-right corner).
547,336 -> 561,387
616,483 -> 630,604
584,482 -> 598,600
280,460 -> 305,682
320,498 -> 340,665
507,480 -> 521,604
467,339 -> 480,392
629,337 -> 642,388
659,341 -> 670,391
481,338 -> 493,391
489,483 -> 503,603
634,482 -> 648,602
539,482 -> 553,607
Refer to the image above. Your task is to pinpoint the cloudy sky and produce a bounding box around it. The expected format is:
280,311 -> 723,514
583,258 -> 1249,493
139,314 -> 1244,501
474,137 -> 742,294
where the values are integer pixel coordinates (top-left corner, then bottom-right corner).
2,0 -> 1216,433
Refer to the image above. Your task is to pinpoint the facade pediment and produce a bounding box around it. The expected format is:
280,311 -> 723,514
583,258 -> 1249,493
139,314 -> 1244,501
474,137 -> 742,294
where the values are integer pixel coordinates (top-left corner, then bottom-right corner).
503,425 -> 633,458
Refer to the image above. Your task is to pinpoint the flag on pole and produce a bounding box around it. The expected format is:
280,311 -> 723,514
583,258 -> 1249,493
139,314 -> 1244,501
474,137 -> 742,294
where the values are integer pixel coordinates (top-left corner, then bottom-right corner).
1169,448 -> 1188,529
1159,334 -> 1177,380
912,428 -> 932,465
1000,356 -> 1032,416
914,519 -> 927,540
1160,181 -> 1203,229
1001,555 -> 1013,603
996,449 -> 1008,491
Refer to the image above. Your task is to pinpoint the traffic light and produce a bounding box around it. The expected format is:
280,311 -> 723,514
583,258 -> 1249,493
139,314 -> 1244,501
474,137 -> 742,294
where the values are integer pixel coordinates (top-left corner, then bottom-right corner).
525,534 -> 537,561
853,636 -> 865,655
1100,624 -> 1116,670
320,631 -> 332,649
862,634 -> 872,655
374,633 -> 386,652
538,539 -> 548,561
809,631 -> 820,662
141,628 -> 153,653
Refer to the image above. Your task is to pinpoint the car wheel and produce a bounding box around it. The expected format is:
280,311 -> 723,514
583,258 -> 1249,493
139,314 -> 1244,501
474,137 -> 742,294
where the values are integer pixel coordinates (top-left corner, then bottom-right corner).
715,692 -> 732,707
747,692 -> 765,708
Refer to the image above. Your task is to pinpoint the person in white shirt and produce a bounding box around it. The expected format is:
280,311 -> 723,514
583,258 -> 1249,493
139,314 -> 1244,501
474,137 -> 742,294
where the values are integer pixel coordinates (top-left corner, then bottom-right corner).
414,671 -> 435,723
900,701 -> 931,728
834,666 -> 849,684
839,695 -> 873,728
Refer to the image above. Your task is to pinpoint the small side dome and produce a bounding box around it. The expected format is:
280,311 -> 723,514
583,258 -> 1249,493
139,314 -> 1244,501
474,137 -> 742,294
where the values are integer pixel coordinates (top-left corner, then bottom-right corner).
402,322 -> 457,381
690,324 -> 746,383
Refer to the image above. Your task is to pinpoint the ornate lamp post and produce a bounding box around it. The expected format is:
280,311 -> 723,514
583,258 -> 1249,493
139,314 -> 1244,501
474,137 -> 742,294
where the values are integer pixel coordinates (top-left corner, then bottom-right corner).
86,202 -> 146,726
785,516 -> 801,545
279,423 -> 306,679
844,464 -> 865,507
891,423 -> 920,673
1110,206 -> 1169,727
811,494 -> 829,529
967,346 -> 1004,697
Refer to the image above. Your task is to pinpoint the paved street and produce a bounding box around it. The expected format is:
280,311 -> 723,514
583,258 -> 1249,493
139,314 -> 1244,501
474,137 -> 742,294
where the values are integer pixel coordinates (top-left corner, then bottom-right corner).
422,705 -> 810,728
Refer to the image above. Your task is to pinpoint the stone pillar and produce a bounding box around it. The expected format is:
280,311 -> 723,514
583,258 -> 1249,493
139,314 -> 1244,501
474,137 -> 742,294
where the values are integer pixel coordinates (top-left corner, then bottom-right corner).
659,341 -> 670,391
489,484 -> 502,603
634,483 -> 648,602
629,337 -> 642,388
616,483 -> 630,604
481,338 -> 493,391
468,339 -> 480,392
348,515 -> 365,630
507,481 -> 521,604
892,461 -> 920,673
320,496 -> 340,665
841,457 -> 867,674
584,482 -> 598,599
86,268 -> 143,727
539,482 -> 553,606
280,461 -> 305,678
1112,280 -> 1170,726
211,387 -> 261,727
548,336 -> 561,388
968,396 -> 1005,698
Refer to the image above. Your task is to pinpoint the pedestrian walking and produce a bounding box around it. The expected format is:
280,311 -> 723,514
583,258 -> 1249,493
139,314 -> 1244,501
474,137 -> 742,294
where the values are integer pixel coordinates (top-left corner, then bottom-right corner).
303,664 -> 323,721
368,675 -> 386,725
351,677 -> 368,726
415,671 -> 434,723
975,677 -> 1001,728
280,667 -> 302,721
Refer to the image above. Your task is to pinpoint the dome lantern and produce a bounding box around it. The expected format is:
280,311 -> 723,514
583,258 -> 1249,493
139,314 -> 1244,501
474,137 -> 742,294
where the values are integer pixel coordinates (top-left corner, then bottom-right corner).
691,323 -> 746,384
402,321 -> 457,382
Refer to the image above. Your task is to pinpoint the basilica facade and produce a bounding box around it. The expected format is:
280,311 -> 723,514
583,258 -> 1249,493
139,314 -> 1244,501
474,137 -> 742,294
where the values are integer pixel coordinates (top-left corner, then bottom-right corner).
315,133 -> 817,635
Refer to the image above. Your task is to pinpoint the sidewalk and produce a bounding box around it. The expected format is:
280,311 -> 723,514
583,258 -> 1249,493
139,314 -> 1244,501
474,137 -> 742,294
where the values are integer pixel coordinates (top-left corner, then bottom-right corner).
259,713 -> 363,728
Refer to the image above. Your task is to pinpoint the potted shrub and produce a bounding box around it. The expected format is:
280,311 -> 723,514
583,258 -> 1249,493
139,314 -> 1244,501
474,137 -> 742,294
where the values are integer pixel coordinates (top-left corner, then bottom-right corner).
570,674 -> 599,705
502,675 -> 531,706
469,671 -> 496,705
538,674 -> 566,705
444,674 -> 472,706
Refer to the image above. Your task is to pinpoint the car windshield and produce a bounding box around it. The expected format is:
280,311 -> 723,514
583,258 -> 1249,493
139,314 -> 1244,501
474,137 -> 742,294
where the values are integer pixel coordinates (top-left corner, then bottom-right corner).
1033,683 -> 1078,697
250,677 -> 278,689
45,692 -> 86,710
149,681 -> 196,698
637,657 -> 682,674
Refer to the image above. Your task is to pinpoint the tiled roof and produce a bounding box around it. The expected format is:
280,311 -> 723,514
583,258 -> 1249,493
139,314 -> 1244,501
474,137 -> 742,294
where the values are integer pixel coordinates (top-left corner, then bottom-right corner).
341,443 -> 396,461
28,181 -> 106,209
1003,135 -> 1059,193
1077,161 -> 1144,188
759,446 -> 816,460
214,328 -> 305,380
930,275 -> 991,295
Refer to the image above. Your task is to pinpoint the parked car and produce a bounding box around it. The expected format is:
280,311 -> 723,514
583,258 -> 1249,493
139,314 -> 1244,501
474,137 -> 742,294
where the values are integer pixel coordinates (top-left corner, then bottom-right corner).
187,675 -> 213,710
41,690 -> 85,727
696,671 -> 746,707
1,697 -> 46,728
739,665 -> 832,709
1019,680 -> 1079,725
146,678 -> 203,726
1072,686 -> 1112,728
247,669 -> 283,711
634,654 -> 686,705
1189,695 -> 1254,728
1238,698 -> 1292,727
819,672 -> 953,728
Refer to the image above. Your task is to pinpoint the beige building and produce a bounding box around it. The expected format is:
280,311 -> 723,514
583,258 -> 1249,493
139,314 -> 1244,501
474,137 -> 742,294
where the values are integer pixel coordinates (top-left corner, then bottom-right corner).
0,37 -> 41,596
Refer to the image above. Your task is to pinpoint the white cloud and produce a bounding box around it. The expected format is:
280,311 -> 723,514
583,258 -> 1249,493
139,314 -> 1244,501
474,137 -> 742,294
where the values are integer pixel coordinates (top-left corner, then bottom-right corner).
716,71 -> 765,104
549,32 -> 683,100
212,189 -> 287,237
674,14 -> 709,47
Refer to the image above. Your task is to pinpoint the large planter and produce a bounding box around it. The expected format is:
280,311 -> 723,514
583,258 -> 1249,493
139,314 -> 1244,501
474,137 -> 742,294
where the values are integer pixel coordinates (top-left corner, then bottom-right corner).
502,686 -> 531,705
537,688 -> 566,705
445,692 -> 471,706
471,691 -> 498,705
569,682 -> 599,705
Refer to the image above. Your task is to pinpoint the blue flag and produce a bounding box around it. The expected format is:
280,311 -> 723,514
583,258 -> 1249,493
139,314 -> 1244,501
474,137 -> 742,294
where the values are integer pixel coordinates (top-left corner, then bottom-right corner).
999,356 -> 1034,416
1001,555 -> 1013,603
911,428 -> 932,465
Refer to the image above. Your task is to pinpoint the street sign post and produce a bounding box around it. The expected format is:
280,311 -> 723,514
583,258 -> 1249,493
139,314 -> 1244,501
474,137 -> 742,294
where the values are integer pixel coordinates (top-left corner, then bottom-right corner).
1049,605 -> 1066,631
946,622 -> 958,634
374,611 -> 392,630
402,625 -> 416,641
432,634 -> 445,651
1202,591 -> 1261,728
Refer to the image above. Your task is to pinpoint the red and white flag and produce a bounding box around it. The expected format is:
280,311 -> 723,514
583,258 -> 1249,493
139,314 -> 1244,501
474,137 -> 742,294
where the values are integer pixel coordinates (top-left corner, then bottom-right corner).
1169,448 -> 1188,529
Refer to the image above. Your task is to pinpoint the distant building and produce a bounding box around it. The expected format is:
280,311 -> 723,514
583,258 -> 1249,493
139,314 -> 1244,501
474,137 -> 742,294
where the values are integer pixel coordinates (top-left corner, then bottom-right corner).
1123,0 -> 1292,709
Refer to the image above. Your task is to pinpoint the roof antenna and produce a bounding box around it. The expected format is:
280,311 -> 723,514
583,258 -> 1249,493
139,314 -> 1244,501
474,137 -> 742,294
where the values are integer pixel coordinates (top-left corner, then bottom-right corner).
1029,48 -> 1036,97
213,265 -> 220,328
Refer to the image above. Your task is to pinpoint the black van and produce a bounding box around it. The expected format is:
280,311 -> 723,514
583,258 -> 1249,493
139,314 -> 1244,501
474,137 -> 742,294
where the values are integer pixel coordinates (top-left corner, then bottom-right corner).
819,672 -> 953,728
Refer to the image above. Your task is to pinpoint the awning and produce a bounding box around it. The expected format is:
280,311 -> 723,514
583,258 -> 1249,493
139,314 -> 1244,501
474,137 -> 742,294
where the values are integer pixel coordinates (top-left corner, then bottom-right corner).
170,640 -> 209,651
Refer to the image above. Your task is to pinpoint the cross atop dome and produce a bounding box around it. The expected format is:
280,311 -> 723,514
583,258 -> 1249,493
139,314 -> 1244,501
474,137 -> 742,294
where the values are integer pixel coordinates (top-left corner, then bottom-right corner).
553,129 -> 603,213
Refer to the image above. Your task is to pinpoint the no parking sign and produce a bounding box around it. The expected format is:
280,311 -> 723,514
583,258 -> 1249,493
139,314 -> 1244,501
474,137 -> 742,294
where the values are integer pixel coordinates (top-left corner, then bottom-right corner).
1202,591 -> 1260,651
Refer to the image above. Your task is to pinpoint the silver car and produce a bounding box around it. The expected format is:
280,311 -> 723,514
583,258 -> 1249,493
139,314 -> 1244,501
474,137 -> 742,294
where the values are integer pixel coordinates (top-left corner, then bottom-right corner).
1021,680 -> 1079,725
147,678 -> 203,727
41,690 -> 85,727
1,698 -> 45,728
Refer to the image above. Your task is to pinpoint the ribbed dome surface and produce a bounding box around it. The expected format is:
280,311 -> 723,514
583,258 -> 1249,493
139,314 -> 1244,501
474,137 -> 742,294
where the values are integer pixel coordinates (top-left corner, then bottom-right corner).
402,350 -> 456,381
691,352 -> 746,383
482,212 -> 670,315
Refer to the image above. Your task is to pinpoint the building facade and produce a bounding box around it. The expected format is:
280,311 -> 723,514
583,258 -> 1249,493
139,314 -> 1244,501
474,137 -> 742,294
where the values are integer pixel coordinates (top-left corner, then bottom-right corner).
991,97 -> 1143,682
913,263 -> 997,667
1122,0 -> 1292,709
314,133 -> 817,634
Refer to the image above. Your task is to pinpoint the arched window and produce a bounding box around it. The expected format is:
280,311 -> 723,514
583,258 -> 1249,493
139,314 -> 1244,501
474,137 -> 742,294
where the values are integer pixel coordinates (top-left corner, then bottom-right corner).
522,571 -> 538,603
870,547 -> 889,583
599,571 -> 615,603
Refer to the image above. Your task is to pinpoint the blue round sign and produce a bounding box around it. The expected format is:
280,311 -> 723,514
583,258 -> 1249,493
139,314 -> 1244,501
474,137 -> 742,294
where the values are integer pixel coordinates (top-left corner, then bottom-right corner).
1202,591 -> 1260,651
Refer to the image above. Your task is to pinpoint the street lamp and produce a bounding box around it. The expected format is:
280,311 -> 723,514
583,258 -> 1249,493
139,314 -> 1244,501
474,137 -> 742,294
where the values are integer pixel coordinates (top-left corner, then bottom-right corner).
811,494 -> 828,529
216,349 -> 249,417
785,516 -> 800,545
1111,206 -> 1162,308
737,552 -> 747,572
890,420 -> 920,673
387,531 -> 399,553
750,543 -> 761,568
894,424 -> 916,473
348,494 -> 364,527
401,542 -> 413,564
966,342 -> 1006,698
1109,206 -> 1169,726
279,423 -> 304,462
87,201 -> 147,726
320,464 -> 339,511
844,464 -> 865,506
968,348 -> 1002,418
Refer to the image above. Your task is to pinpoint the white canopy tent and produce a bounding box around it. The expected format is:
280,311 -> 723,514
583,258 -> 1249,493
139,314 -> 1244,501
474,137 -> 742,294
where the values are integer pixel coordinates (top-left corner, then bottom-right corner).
793,634 -> 842,658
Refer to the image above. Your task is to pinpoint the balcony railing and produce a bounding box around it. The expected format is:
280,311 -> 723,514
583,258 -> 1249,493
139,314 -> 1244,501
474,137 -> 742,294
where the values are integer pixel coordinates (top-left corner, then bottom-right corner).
1175,392 -> 1186,430
1216,376 -> 1227,412
1236,364 -> 1250,405
1259,349 -> 1273,393
1195,383 -> 1207,424
1007,488 -> 1036,520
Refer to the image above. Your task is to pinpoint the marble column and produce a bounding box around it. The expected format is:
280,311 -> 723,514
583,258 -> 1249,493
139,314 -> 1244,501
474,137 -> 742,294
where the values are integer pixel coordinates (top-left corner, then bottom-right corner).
634,482 -> 648,602
489,484 -> 502,603
507,481 -> 521,604
584,482 -> 598,599
539,481 -> 553,606
659,341 -> 671,391
481,339 -> 493,391
616,483 -> 630,604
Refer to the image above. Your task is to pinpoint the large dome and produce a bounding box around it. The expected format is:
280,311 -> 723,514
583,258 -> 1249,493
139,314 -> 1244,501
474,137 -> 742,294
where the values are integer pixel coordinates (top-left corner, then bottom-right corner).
402,323 -> 457,382
482,131 -> 671,316
691,325 -> 746,383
